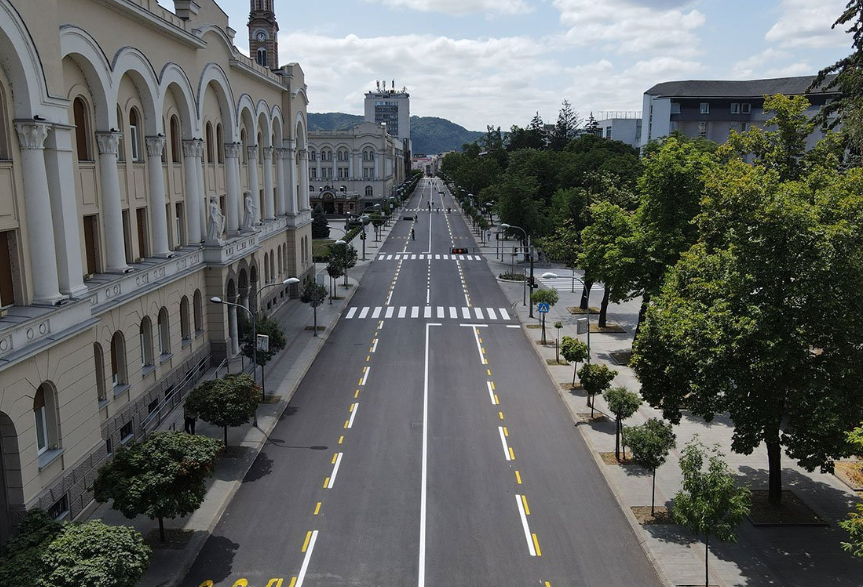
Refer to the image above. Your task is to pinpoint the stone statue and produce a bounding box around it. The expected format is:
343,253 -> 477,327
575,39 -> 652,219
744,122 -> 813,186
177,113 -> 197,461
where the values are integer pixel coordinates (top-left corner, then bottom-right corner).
243,191 -> 258,230
206,198 -> 225,243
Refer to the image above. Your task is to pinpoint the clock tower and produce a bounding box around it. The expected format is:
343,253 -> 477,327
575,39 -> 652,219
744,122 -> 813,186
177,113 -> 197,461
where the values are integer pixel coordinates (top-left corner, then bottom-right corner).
249,0 -> 279,70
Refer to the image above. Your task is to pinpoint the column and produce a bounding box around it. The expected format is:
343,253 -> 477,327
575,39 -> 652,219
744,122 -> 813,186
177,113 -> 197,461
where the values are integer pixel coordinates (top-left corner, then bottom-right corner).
275,148 -> 287,216
43,124 -> 88,298
247,145 -> 260,225
224,142 -> 241,234
228,305 -> 239,355
262,147 -> 275,221
349,151 -> 354,179
195,140 -> 207,239
182,139 -> 204,244
298,149 -> 310,211
374,152 -> 380,178
95,131 -> 130,273
15,122 -> 65,304
285,143 -> 297,215
145,136 -> 170,257
332,155 -> 337,183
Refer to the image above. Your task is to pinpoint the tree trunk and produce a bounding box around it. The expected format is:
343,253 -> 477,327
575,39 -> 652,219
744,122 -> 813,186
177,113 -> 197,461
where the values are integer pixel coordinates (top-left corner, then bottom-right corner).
223,425 -> 229,448
572,363 -> 578,386
159,517 -> 165,543
633,295 -> 650,343
704,534 -> 710,587
651,468 -> 656,515
579,281 -> 593,310
590,393 -> 595,418
615,416 -> 621,461
767,439 -> 783,506
598,289 -> 610,328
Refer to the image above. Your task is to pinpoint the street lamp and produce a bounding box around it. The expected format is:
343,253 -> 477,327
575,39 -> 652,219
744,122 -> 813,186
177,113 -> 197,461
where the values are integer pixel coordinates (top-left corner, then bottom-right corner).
500,223 -> 534,317
542,272 -> 591,363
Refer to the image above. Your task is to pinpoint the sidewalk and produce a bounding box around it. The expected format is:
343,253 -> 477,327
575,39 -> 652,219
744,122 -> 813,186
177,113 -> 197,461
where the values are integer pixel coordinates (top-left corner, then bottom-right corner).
88,214 -> 401,587
465,214 -> 863,586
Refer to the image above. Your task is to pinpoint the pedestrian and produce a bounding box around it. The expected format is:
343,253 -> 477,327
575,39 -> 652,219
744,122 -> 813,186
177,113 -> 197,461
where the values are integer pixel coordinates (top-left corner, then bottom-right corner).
411,228 -> 415,240
183,404 -> 198,435
414,213 -> 418,222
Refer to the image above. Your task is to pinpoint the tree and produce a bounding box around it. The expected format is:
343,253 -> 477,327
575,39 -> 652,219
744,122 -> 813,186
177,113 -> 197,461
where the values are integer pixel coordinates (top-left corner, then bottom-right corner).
311,204 -> 329,239
326,259 -> 343,300
0,510 -> 151,587
537,219 -> 580,270
549,100 -> 581,151
329,241 -> 358,287
299,277 -> 328,335
553,320 -> 563,363
241,315 -> 286,368
623,418 -> 676,514
672,439 -> 751,587
560,336 -> 589,386
184,374 -> 260,447
94,431 -> 222,542
530,287 -> 559,344
583,112 -> 600,137
577,363 -> 616,418
602,386 -> 642,461
840,422 -> 863,558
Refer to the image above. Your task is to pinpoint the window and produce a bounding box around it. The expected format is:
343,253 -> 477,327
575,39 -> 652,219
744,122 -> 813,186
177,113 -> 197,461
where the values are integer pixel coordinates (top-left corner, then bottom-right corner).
322,167 -> 331,179
264,252 -> 270,283
175,202 -> 184,247
136,208 -> 148,259
257,48 -> 267,67
741,122 -> 749,132
699,103 -> 710,115
741,103 -> 751,114
206,122 -> 214,163
0,230 -> 16,306
269,252 -> 274,285
48,495 -> 69,521
94,343 -> 106,404
338,167 -> 349,179
129,109 -> 141,161
105,438 -> 113,456
139,318 -> 153,367
240,130 -> 247,164
120,420 -> 133,442
363,168 -> 370,179
148,398 -> 158,415
180,296 -> 191,341
604,127 -> 612,139
73,97 -> 92,161
277,248 -> 282,276
365,185 -> 373,197
116,106 -> 126,162
0,83 -> 8,160
310,168 -> 317,179
730,103 -> 740,114
158,307 -> 170,356
34,386 -> 49,455
170,116 -> 181,163
216,125 -> 224,163
111,331 -> 127,387
193,289 -> 203,333
698,121 -> 708,138
309,150 -> 316,161
670,103 -> 681,115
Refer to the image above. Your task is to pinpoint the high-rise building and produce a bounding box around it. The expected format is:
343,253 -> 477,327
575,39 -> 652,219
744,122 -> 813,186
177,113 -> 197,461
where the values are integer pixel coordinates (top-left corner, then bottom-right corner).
364,81 -> 411,154
249,0 -> 279,69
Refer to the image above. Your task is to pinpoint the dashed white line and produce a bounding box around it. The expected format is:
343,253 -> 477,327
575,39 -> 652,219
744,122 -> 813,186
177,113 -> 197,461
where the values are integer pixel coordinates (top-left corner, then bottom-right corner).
515,495 -> 537,557
499,427 -> 512,462
327,453 -> 343,488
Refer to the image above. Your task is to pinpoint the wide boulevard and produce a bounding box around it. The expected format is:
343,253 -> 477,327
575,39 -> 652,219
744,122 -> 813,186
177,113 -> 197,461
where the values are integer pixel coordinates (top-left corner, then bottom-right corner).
182,179 -> 663,587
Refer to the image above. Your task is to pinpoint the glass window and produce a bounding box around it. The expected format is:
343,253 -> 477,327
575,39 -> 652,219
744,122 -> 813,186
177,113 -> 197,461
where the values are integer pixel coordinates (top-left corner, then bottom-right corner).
730,103 -> 740,114
129,109 -> 141,161
34,387 -> 47,455
73,97 -> 92,161
699,103 -> 710,115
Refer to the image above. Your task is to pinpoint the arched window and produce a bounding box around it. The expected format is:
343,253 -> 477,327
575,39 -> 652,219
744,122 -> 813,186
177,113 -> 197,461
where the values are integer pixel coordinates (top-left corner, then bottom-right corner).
0,83 -> 8,161
264,252 -> 270,284
193,289 -> 203,333
257,48 -> 267,67
34,384 -> 59,455
111,331 -> 127,387
269,251 -> 275,284
94,343 -> 106,404
139,318 -> 154,367
73,97 -> 92,161
116,106 -> 126,162
180,296 -> 191,342
129,108 -> 142,161
170,115 -> 181,163
216,124 -> 224,164
205,122 -> 214,163
157,307 -> 170,356
365,185 -> 373,197
240,129 -> 247,164
309,150 -> 316,162
282,244 -> 287,272
277,247 -> 282,276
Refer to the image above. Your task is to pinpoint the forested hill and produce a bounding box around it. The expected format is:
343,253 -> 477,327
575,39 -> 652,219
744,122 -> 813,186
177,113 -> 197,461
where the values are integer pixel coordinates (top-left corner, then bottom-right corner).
307,112 -> 483,155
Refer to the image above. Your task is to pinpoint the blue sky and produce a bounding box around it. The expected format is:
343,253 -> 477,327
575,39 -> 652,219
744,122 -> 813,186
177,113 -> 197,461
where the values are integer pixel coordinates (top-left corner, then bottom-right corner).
162,0 -> 853,131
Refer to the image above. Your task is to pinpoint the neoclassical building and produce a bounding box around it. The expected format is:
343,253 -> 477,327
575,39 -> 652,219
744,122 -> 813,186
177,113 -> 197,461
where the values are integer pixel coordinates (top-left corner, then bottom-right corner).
0,0 -> 313,541
308,121 -> 405,214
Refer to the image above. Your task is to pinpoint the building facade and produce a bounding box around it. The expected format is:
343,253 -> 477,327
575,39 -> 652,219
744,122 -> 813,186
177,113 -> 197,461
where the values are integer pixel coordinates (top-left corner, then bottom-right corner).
640,76 -> 838,150
364,81 -> 411,154
594,111 -> 642,149
0,0 -> 313,542
308,122 -> 405,214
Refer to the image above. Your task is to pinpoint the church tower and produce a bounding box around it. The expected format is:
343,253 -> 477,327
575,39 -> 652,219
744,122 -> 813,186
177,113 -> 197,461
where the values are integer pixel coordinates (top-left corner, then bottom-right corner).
249,0 -> 279,70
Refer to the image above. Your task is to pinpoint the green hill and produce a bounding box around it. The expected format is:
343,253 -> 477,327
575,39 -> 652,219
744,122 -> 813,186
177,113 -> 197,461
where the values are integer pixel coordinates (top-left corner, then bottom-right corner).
307,112 -> 483,155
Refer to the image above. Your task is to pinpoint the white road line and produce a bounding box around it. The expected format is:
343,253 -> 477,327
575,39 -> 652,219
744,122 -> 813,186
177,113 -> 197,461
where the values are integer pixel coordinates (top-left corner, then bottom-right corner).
411,306 -> 419,318
386,290 -> 394,305
327,453 -> 343,488
387,255 -> 393,260
507,325 -> 520,329
474,307 -> 484,320
347,404 -> 358,428
449,307 -> 457,319
515,495 -> 537,557
487,308 -> 497,320
499,308 -> 510,320
378,255 -> 384,261
359,307 -> 369,319
471,325 -> 485,364
372,307 -> 382,319
435,254 -> 440,260
487,381 -> 496,405
360,367 -> 370,386
399,306 -> 407,318
443,254 -> 449,260
371,339 -> 378,353
419,254 -> 425,260
385,307 -> 394,319
346,308 -> 357,319
437,306 -> 445,318
424,306 -> 432,318
412,255 -> 416,260
462,307 -> 470,319
419,323 -> 441,587
295,530 -> 319,587
464,293 -> 471,306
426,287 -> 430,305
499,427 -> 512,462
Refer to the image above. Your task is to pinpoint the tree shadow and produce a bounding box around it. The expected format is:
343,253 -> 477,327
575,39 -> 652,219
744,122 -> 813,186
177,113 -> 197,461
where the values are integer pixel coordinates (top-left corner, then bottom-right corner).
181,534 -> 240,585
279,406 -> 299,420
243,451 -> 273,483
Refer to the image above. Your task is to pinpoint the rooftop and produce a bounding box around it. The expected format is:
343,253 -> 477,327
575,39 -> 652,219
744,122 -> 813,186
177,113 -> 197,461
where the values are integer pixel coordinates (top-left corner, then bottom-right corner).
645,75 -> 838,99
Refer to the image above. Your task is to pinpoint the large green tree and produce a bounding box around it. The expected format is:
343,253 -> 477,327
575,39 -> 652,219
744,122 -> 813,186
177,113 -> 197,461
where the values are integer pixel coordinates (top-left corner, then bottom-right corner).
184,374 -> 260,447
549,99 -> 581,151
311,204 -> 329,239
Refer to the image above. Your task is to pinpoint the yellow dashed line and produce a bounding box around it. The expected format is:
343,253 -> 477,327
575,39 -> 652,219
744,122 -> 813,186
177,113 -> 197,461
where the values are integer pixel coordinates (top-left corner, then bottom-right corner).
521,495 -> 530,515
494,394 -> 499,404
516,470 -> 522,484
332,453 -> 338,464
314,502 -> 321,515
354,390 -> 360,398
288,578 -> 297,587
499,412 -> 504,420
503,427 -> 509,437
366,356 -> 370,362
490,382 -> 495,390
349,403 -> 355,413
344,420 -> 349,428
532,533 -> 542,556
509,447 -> 515,460
323,477 -> 329,488
338,435 -> 344,444
302,531 -> 313,552
487,369 -> 492,376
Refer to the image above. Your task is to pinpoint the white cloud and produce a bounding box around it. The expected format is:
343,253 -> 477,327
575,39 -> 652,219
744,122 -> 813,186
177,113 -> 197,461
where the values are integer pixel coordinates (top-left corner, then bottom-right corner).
765,0 -> 848,48
361,0 -> 532,16
730,48 -> 792,79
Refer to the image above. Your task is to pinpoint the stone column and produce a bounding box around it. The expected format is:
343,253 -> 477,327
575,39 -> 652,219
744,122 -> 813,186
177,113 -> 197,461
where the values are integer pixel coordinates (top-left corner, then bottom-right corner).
349,151 -> 355,179
43,124 -> 88,298
228,305 -> 239,355
374,152 -> 380,178
15,122 -> 65,304
182,139 -> 205,244
95,131 -> 130,273
262,147 -> 275,221
224,142 -> 242,234
285,142 -> 297,215
332,155 -> 337,182
195,141 -> 207,239
247,146 -> 260,223
275,148 -> 287,216
298,149 -> 310,211
145,136 -> 170,257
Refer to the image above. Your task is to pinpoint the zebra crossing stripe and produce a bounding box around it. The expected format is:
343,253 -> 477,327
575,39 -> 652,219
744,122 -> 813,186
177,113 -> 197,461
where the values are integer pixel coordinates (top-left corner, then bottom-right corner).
499,308 -> 510,320
346,307 -> 357,319
387,255 -> 393,260
398,306 -> 407,318
443,254 -> 449,260
487,308 -> 497,320
372,307 -> 382,318
449,307 -> 457,319
359,307 -> 369,319
435,254 -> 441,260
385,307 -> 394,318
475,307 -> 484,319
437,306 -> 445,318
411,306 -> 419,318
424,307 -> 432,318
411,255 -> 416,260
462,307 -> 471,319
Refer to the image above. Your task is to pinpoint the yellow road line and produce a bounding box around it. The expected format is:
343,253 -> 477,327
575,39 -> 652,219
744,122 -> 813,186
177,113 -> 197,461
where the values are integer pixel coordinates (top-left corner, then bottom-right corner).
354,390 -> 360,398
487,369 -> 492,376
494,394 -> 500,404
499,412 -> 504,420
338,435 -> 344,444
323,477 -> 329,488
332,453 -> 338,464
490,382 -> 496,390
509,447 -> 515,460
288,579 -> 297,587
503,427 -> 509,437
521,495 -> 530,515
366,356 -> 370,362
302,531 -> 312,552
344,420 -> 349,429
349,403 -> 355,413
314,502 -> 321,515
516,470 -> 522,484
532,533 -> 542,556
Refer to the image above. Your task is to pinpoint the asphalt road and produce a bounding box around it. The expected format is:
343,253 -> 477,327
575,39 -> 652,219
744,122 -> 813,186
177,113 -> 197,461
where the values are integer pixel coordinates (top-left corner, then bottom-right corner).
181,179 -> 663,587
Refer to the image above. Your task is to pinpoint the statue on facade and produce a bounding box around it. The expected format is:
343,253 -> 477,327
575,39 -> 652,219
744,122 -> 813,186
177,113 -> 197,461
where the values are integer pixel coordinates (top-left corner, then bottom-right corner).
206,197 -> 225,243
243,191 -> 258,230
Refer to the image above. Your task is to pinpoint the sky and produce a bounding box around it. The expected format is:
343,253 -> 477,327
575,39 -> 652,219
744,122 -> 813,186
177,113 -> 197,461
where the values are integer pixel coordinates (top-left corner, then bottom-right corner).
160,0 -> 854,132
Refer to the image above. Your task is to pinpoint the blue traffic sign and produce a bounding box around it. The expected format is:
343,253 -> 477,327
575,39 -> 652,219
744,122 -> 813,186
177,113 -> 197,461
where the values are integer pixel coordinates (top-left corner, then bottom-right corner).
537,302 -> 550,314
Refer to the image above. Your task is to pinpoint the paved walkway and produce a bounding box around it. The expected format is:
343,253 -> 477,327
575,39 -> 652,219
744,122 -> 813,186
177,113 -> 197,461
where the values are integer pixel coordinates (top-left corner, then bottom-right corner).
87,215 -> 401,587
468,214 -> 863,587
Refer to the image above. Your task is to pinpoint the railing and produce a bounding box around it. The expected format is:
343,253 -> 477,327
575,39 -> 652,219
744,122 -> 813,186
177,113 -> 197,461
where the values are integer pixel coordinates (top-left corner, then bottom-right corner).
595,111 -> 642,120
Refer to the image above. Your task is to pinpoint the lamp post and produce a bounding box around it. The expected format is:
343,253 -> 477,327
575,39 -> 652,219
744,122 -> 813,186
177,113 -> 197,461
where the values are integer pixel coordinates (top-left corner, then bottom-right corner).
542,272 -> 591,363
501,223 -> 534,317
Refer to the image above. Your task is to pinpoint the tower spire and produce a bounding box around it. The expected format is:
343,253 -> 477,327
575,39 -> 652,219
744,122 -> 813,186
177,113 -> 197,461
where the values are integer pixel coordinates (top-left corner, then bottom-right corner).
249,0 -> 279,70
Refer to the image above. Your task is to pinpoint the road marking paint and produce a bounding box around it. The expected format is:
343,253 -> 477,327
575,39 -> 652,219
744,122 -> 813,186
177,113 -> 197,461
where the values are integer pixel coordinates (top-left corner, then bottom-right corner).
354,389 -> 359,398
366,356 -> 370,362
449,307 -> 457,319
372,339 -> 378,353
386,290 -> 394,305
385,307 -> 394,318
343,420 -> 349,429
462,307 -> 470,319
378,320 -> 384,329
490,382 -> 496,390
424,306 -> 432,318
499,308 -> 511,320
296,530 -> 319,586
475,307 -> 484,320
487,369 -> 492,376
426,287 -> 430,305
435,254 -> 440,260
487,381 -> 495,404
360,367 -> 370,386
470,326 -> 485,365
358,307 -> 369,319
507,325 -> 520,329
478,337 -> 482,344
338,435 -> 344,444
411,306 -> 419,318
532,534 -> 542,556
327,453 -> 343,488
419,323 -> 441,587
503,427 -> 509,437
398,306 -> 407,318
322,477 -> 329,488
347,403 -> 358,428
487,308 -> 497,320
521,494 -> 530,515
386,255 -> 393,260
288,578 -> 297,587
198,582 -> 214,587
314,502 -> 321,515
516,470 -> 522,484
545,582 -> 551,587
332,453 -> 338,464
437,306 -> 444,318
509,447 -> 515,460
372,307 -> 382,318
346,308 -> 357,319
499,427 -> 512,461
515,495 -> 536,556
499,412 -> 504,420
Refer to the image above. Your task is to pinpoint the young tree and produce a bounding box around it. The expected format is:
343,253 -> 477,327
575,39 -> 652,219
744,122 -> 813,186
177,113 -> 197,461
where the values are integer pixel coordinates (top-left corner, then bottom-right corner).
530,287 -> 559,344
329,241 -> 358,287
672,439 -> 751,587
583,112 -> 601,137
602,386 -> 642,461
299,278 -> 328,335
326,260 -> 343,300
184,374 -> 260,447
553,320 -> 563,363
94,431 -> 222,542
311,204 -> 330,239
560,336 -> 589,386
577,363 -> 616,418
624,419 -> 676,515
241,315 -> 286,368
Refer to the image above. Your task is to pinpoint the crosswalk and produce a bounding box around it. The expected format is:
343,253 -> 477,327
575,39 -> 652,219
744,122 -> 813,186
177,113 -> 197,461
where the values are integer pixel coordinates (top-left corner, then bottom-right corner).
376,253 -> 483,261
344,305 -> 513,322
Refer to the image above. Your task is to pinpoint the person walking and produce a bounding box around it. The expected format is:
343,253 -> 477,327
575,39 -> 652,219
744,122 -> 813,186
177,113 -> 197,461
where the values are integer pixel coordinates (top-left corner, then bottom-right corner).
414,213 -> 418,222
184,403 -> 198,435
411,228 -> 415,240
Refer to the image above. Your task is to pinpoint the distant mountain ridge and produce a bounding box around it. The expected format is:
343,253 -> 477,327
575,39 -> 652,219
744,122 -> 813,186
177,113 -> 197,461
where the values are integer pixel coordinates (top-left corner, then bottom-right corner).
307,112 -> 484,155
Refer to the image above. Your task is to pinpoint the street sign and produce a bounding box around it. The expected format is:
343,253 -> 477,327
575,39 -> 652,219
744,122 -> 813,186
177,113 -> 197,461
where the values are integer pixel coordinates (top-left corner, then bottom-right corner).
256,334 -> 269,353
537,302 -> 550,314
576,319 -> 588,334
